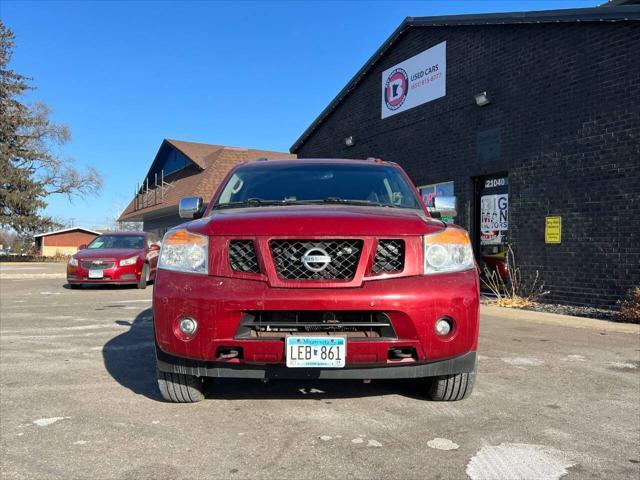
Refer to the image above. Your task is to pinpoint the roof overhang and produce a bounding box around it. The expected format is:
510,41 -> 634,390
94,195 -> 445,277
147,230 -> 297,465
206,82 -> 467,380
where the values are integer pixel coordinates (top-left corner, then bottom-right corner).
34,227 -> 102,238
118,205 -> 178,223
289,5 -> 640,153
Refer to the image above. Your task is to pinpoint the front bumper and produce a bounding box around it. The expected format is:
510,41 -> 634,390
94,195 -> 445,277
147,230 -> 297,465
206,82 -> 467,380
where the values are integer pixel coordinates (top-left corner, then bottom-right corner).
156,345 -> 477,379
67,263 -> 141,284
154,270 -> 479,366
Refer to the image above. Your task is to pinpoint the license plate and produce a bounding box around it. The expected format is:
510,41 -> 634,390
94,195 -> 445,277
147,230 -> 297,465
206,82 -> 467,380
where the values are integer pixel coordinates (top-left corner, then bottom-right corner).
285,336 -> 346,368
88,269 -> 104,279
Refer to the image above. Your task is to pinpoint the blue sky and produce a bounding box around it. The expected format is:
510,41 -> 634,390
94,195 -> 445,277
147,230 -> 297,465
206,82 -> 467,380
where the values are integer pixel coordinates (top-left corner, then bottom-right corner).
2,0 -> 599,228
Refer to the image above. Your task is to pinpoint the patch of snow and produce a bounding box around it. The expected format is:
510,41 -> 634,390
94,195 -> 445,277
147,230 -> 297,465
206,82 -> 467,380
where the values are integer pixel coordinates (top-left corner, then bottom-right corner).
367,440 -> 382,447
564,355 -> 586,362
427,438 -> 459,450
466,443 -> 574,480
501,357 -> 544,367
33,417 -> 68,427
610,361 -> 637,369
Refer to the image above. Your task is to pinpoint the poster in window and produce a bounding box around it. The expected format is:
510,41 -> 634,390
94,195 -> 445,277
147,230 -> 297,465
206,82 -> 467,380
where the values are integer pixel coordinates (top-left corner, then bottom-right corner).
480,194 -> 508,245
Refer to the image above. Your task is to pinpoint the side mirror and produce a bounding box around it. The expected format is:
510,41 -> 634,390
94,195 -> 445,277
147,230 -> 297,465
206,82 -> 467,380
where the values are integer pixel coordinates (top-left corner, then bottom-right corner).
179,196 -> 205,219
78,244 -> 87,250
149,243 -> 160,251
428,196 -> 457,219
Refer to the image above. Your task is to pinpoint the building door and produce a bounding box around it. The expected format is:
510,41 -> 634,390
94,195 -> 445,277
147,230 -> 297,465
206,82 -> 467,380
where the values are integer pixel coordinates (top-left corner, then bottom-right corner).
473,174 -> 509,281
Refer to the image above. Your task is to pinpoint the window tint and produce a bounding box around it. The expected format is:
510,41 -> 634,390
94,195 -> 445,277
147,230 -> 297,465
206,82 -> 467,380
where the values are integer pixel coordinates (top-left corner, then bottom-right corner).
215,163 -> 421,209
87,235 -> 145,249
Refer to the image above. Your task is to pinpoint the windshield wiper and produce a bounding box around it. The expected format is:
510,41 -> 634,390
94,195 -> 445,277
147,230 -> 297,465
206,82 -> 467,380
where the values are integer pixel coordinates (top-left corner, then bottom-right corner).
212,198 -> 284,210
212,197 -> 399,210
321,197 -> 398,208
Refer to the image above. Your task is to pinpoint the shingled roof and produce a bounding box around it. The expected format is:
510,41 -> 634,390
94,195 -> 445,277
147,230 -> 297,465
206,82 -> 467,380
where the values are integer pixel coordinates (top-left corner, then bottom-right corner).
118,139 -> 295,222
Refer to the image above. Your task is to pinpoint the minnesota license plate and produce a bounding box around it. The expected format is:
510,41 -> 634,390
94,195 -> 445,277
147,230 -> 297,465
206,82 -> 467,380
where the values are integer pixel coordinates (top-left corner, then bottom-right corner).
88,269 -> 104,279
286,336 -> 346,368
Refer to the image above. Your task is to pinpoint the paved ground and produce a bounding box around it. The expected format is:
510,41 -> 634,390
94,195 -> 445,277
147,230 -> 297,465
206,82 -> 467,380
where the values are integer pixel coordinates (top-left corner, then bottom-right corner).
1,262 -> 639,480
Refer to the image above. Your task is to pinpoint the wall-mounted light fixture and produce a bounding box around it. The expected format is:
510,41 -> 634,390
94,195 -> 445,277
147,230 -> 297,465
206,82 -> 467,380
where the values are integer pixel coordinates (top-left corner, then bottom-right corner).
344,135 -> 355,147
474,91 -> 490,107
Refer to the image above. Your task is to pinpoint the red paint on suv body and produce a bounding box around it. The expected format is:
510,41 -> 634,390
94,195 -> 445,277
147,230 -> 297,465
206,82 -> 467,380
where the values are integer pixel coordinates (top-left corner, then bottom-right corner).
153,159 -> 479,401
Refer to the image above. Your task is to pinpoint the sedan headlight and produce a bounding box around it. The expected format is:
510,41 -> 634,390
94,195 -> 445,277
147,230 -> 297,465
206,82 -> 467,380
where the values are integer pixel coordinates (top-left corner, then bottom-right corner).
158,229 -> 208,274
424,228 -> 474,275
68,256 -> 78,267
119,255 -> 138,266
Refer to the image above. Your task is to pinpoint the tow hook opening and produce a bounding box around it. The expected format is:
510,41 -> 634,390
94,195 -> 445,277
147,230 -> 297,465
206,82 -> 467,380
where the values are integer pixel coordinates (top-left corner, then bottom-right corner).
216,347 -> 243,360
388,347 -> 417,361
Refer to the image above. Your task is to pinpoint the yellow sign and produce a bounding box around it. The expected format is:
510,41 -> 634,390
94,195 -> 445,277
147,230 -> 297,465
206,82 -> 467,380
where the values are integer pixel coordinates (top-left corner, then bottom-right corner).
545,216 -> 562,244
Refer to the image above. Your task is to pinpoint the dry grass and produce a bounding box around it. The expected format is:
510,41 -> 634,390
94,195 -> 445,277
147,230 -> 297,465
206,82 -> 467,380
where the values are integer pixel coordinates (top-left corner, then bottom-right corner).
615,287 -> 640,324
482,244 -> 549,308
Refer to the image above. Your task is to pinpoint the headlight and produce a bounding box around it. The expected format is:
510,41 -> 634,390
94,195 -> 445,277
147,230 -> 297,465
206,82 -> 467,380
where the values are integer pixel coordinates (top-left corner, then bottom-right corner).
158,229 -> 208,274
68,256 -> 78,267
119,255 -> 138,266
424,228 -> 474,275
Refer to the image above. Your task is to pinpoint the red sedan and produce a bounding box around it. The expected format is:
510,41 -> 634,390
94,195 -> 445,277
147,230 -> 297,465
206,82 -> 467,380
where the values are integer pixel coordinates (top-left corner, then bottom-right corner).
67,232 -> 159,289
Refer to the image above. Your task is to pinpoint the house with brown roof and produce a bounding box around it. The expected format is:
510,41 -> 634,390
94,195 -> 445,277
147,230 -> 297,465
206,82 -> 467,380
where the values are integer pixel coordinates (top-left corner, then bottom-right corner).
118,139 -> 295,236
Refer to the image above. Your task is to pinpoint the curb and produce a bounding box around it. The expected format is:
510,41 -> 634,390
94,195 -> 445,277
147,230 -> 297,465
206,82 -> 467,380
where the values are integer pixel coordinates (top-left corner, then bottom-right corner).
481,304 -> 639,334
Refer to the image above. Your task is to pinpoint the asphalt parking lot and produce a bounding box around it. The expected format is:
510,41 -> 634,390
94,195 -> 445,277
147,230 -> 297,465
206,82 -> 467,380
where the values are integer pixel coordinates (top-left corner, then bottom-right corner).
1,262 -> 639,480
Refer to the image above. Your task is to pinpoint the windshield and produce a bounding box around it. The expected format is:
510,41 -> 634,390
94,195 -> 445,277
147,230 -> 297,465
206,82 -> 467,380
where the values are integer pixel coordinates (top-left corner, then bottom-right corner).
213,163 -> 422,210
87,235 -> 145,250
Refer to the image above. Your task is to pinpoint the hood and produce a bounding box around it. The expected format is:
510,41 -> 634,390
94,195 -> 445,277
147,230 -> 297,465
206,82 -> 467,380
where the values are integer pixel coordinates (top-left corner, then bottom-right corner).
187,205 -> 445,236
74,248 -> 141,260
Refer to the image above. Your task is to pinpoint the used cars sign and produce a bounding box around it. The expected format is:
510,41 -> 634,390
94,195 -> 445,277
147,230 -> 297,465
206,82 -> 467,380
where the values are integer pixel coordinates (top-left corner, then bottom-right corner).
381,41 -> 446,119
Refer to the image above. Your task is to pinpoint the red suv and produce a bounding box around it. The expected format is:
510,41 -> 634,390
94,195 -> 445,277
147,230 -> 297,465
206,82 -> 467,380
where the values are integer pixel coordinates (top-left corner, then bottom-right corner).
154,159 -> 479,402
67,232 -> 159,289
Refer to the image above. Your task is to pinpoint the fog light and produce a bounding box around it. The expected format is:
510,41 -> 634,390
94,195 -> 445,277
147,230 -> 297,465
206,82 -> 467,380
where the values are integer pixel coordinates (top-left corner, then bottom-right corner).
435,317 -> 453,336
179,317 -> 198,336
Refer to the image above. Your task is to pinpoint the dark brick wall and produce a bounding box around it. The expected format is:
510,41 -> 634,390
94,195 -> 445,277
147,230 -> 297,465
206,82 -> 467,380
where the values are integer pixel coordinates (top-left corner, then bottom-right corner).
294,22 -> 640,307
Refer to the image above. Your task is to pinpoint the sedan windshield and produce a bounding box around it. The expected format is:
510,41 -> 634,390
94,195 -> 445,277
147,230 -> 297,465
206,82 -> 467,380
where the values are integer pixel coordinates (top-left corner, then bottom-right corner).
87,235 -> 145,250
214,163 -> 422,210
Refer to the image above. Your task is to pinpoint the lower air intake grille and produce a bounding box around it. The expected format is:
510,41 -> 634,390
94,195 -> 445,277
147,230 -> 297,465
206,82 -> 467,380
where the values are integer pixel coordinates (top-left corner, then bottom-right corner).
229,240 -> 260,273
372,239 -> 405,274
270,239 -> 363,280
236,311 -> 396,339
81,260 -> 115,270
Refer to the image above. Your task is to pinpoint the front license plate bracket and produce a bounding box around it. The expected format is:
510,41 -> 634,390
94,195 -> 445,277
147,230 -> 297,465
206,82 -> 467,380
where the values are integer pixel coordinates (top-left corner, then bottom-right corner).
285,336 -> 346,368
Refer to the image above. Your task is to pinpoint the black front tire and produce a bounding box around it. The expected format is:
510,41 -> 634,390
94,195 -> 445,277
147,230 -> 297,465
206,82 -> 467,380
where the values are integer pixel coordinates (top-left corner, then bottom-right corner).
137,264 -> 149,289
426,369 -> 475,401
157,370 -> 205,403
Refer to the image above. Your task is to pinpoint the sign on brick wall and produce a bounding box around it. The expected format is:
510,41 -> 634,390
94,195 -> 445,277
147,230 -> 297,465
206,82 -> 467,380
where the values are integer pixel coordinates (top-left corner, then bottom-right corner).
545,216 -> 562,244
381,41 -> 446,119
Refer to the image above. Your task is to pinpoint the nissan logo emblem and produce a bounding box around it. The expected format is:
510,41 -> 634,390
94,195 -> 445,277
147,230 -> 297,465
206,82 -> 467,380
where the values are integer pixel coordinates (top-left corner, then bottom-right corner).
300,247 -> 332,272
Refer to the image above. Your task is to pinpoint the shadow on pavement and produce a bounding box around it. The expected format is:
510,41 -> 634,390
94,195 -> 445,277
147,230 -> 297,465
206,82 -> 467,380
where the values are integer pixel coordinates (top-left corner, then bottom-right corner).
63,283 -> 139,290
102,307 -> 161,401
103,307 -> 427,402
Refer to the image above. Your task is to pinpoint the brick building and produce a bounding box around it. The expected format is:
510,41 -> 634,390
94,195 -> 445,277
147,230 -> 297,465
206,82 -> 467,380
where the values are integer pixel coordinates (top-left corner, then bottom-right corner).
34,227 -> 100,257
291,5 -> 640,307
118,139 -> 295,236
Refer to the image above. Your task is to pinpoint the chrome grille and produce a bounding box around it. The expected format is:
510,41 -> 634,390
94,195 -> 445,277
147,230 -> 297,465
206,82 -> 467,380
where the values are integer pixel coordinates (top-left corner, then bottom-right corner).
270,239 -> 363,280
229,240 -> 260,273
81,260 -> 115,270
372,239 -> 405,274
